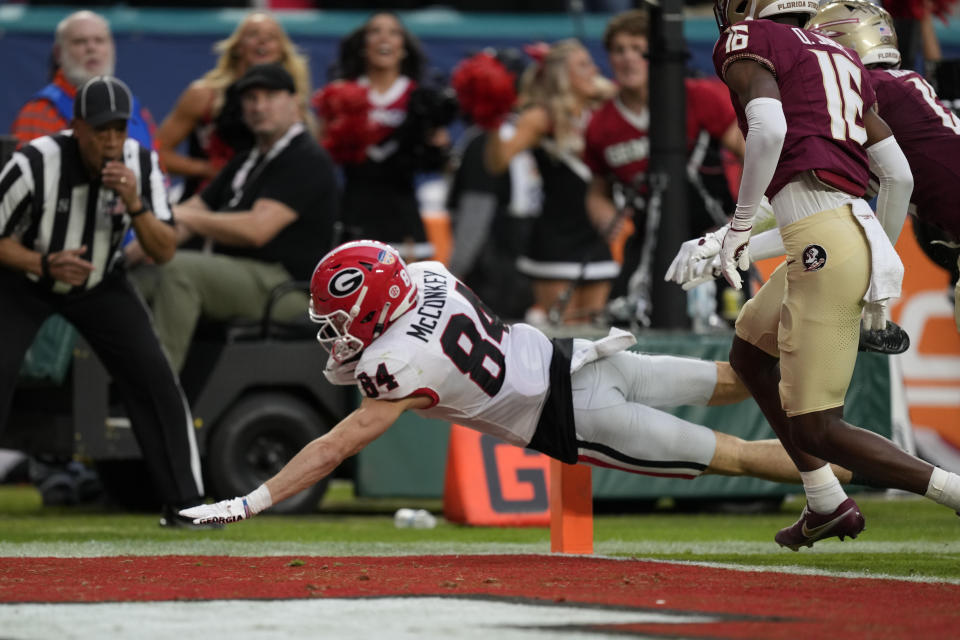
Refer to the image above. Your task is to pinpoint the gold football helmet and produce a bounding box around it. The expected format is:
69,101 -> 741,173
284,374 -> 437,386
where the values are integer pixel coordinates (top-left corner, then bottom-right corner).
807,1 -> 901,67
714,0 -> 819,32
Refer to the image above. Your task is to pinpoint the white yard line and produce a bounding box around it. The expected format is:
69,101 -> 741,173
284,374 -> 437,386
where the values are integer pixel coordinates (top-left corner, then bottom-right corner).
0,597 -> 720,640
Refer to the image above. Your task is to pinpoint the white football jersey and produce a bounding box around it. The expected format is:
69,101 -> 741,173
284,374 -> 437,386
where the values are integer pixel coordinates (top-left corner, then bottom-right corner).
324,262 -> 554,447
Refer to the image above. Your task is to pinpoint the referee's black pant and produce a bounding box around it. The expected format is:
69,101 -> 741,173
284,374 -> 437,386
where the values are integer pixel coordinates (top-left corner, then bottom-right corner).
0,269 -> 204,509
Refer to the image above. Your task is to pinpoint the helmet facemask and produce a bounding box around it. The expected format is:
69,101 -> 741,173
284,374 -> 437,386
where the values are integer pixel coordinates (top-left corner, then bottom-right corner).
310,291 -> 367,363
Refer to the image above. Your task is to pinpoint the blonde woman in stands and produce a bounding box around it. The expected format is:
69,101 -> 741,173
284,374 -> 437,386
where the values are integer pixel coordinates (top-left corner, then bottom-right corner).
485,40 -> 617,325
155,11 -> 312,198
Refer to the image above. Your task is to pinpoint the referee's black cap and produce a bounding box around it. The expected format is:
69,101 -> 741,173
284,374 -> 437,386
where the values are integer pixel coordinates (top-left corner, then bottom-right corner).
74,76 -> 133,128
234,64 -> 296,95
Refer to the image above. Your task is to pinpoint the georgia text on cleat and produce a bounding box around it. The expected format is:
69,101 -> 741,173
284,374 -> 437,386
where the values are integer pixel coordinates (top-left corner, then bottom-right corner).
774,497 -> 865,550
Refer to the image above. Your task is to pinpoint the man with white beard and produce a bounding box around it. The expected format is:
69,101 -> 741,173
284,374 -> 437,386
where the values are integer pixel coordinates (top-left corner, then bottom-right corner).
10,10 -> 156,149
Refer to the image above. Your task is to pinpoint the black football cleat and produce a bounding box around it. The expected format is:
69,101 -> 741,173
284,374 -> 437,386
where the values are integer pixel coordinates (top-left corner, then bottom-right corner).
859,320 -> 910,355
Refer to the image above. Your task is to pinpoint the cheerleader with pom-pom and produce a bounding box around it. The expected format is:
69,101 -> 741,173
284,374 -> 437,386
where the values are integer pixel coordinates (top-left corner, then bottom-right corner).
481,40 -> 618,325
311,12 -> 456,261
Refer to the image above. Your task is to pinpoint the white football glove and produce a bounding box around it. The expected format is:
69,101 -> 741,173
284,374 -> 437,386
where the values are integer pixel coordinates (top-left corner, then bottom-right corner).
179,497 -> 252,525
680,255 -> 722,291
862,300 -> 888,332
665,226 -> 726,287
718,225 -> 752,290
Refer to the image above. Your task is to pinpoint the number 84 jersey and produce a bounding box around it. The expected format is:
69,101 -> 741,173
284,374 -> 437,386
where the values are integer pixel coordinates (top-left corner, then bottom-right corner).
713,19 -> 876,199
324,261 -> 555,448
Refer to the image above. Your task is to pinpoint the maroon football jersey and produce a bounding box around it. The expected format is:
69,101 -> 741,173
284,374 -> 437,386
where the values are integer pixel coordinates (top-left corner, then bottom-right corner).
583,78 -> 737,190
870,68 -> 960,238
712,19 -> 876,198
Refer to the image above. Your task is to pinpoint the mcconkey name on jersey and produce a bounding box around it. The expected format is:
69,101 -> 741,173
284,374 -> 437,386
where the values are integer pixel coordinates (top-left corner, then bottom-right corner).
324,262 -> 555,448
713,19 -> 875,198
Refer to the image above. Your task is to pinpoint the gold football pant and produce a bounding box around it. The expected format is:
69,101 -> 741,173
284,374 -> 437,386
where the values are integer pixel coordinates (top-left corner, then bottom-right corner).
735,205 -> 870,417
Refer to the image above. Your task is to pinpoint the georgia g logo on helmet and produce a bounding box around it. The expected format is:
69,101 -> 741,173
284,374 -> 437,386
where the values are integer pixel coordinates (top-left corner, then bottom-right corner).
328,268 -> 365,298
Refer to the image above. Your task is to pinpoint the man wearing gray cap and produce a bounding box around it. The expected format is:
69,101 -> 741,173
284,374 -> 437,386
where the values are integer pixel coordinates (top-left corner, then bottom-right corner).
0,76 -> 216,529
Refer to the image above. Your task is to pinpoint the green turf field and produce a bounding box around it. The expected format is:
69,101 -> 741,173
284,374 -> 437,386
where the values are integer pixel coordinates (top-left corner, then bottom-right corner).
1,482 -> 957,582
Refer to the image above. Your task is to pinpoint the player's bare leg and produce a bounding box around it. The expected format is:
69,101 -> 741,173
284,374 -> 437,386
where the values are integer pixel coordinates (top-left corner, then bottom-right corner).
728,336 -> 827,473
729,336 -> 866,549
707,362 -> 752,406
705,432 -> 851,484
790,408 -> 933,494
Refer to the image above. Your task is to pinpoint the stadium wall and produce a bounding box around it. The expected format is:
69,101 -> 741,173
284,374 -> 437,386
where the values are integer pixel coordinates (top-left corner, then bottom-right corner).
3,6 -> 960,134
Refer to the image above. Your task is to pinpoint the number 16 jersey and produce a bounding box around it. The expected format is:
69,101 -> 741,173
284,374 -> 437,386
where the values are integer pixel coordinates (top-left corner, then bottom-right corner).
713,19 -> 877,199
324,262 -> 555,448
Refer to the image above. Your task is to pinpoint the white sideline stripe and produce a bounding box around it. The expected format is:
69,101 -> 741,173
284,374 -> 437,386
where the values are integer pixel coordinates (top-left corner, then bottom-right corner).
2,540 -> 959,584
0,597 -> 719,640
4,539 -> 960,557
627,556 -> 960,585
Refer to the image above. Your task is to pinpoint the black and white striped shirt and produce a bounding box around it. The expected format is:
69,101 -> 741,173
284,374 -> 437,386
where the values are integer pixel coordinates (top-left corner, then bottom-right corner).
0,131 -> 172,294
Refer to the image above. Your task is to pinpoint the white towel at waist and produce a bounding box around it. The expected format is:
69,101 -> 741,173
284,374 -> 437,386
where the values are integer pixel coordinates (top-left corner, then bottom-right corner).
851,199 -> 904,303
570,327 -> 637,374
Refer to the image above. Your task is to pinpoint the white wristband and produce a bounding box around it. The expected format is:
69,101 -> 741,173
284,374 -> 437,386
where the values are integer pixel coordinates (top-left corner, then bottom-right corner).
245,484 -> 273,516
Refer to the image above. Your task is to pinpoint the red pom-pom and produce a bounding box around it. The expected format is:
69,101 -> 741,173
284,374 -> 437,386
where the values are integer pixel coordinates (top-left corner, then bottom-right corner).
451,53 -> 517,130
311,81 -> 369,122
310,81 -> 380,164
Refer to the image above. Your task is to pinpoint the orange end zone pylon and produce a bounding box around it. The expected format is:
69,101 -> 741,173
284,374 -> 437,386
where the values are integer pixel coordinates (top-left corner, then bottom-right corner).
549,459 -> 593,554
443,424 -> 551,527
442,424 -> 594,552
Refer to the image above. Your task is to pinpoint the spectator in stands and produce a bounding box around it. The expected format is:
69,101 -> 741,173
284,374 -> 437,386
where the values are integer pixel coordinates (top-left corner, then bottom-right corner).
584,9 -> 745,326
446,120 -> 539,321
145,64 -> 338,373
11,10 -> 156,150
0,76 -> 216,529
155,11 -> 311,199
446,48 -> 539,320
313,11 -> 455,262
485,40 -> 618,325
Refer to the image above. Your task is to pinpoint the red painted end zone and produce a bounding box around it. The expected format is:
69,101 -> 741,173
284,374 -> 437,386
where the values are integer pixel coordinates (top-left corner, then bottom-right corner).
1,555 -> 957,639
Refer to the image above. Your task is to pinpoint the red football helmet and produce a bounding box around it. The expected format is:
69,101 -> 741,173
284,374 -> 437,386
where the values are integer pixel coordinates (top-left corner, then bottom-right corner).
309,240 -> 419,363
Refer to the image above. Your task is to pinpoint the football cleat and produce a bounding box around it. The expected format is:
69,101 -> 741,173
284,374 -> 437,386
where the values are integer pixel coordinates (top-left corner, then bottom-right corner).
858,319 -> 910,355
775,497 -> 865,551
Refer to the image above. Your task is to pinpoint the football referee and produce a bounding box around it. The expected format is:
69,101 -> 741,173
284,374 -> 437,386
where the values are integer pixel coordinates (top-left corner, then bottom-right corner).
0,76 -> 215,529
